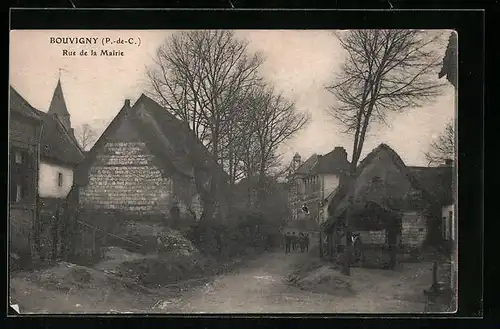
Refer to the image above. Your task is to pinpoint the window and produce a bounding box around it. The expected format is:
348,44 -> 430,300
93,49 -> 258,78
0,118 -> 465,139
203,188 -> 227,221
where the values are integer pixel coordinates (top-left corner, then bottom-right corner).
15,152 -> 23,164
57,172 -> 63,187
10,148 -> 32,203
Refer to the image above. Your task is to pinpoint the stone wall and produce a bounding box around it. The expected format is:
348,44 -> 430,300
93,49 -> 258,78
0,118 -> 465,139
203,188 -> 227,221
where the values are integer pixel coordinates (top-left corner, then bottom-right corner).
10,206 -> 34,258
79,141 -> 201,218
401,212 -> 427,247
359,230 -> 386,245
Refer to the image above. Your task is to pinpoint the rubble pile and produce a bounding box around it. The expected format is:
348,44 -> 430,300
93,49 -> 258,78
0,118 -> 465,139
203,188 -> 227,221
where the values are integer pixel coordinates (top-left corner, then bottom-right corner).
118,221 -> 199,256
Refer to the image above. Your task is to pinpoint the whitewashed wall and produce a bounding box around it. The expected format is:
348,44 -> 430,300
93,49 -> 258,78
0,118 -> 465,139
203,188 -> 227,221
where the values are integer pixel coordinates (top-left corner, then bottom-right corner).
39,162 -> 74,198
323,174 -> 340,196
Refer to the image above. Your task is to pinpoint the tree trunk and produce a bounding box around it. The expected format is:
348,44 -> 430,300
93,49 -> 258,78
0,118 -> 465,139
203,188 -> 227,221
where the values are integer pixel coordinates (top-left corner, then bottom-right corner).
342,166 -> 357,276
257,161 -> 267,208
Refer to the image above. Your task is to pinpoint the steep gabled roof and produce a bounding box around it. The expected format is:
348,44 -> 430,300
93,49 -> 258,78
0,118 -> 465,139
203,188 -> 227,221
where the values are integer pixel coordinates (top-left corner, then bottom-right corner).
9,86 -> 42,122
322,143 -> 441,230
293,147 -> 350,177
74,94 -> 226,186
47,79 -> 70,118
74,101 -> 130,185
311,147 -> 350,175
10,86 -> 83,165
31,108 -> 85,166
295,153 -> 319,175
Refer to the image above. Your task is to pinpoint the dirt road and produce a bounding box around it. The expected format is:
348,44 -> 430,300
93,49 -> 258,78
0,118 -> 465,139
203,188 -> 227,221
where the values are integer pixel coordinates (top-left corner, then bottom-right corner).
11,249 -> 433,314
155,250 -> 429,313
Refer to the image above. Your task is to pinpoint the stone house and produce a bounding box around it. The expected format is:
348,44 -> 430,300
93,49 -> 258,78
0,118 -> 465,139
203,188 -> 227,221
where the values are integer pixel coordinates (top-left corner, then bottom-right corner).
322,143 -> 453,251
409,160 -> 454,246
72,94 -> 226,224
9,87 -> 42,259
286,147 -> 350,224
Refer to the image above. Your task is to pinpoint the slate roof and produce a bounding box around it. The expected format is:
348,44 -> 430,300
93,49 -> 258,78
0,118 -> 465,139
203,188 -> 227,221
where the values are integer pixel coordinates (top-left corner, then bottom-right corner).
312,147 -> 350,174
32,108 -> 85,166
48,79 -> 71,117
294,147 -> 350,176
10,86 -> 84,166
294,153 -> 319,175
10,87 -> 42,122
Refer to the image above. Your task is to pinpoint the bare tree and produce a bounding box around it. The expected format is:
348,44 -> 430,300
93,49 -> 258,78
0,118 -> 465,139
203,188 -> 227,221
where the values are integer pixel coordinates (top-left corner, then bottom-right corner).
248,85 -> 310,205
326,30 -> 447,275
74,123 -> 97,150
147,30 -> 264,221
425,121 -> 455,166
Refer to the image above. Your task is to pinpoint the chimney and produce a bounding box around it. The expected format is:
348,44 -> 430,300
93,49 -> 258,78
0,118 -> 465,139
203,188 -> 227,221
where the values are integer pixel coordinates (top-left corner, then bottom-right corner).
333,146 -> 348,160
124,99 -> 131,107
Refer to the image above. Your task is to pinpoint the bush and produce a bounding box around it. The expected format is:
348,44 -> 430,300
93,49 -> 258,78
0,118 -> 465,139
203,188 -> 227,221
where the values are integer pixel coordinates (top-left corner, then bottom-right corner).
117,253 -> 218,287
184,211 -> 281,260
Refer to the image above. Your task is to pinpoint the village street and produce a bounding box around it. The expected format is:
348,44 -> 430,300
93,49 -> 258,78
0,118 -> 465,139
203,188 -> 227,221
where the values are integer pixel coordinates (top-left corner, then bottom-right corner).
156,250 -> 432,313
11,243 -> 440,314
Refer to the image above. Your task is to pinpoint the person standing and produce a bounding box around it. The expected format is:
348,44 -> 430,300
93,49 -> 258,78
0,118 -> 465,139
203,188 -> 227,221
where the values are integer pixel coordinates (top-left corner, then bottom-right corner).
298,233 -> 304,252
291,232 -> 297,251
305,233 -> 310,252
285,232 -> 292,254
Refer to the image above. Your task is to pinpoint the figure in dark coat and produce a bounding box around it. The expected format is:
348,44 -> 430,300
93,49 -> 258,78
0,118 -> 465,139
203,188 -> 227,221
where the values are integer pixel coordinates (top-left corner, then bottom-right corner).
305,233 -> 310,252
284,232 -> 292,254
291,232 -> 297,251
298,233 -> 305,252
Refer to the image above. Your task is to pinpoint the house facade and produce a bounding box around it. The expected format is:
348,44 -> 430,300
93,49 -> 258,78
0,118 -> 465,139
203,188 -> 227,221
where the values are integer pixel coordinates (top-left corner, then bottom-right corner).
72,94 -> 226,223
322,143 -> 453,251
9,87 -> 42,259
33,79 -> 85,214
286,147 -> 350,227
408,160 -> 454,246
10,81 -> 85,261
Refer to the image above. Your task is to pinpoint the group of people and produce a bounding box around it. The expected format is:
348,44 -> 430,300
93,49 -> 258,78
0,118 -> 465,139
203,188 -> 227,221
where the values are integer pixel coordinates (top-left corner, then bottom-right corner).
284,231 -> 310,254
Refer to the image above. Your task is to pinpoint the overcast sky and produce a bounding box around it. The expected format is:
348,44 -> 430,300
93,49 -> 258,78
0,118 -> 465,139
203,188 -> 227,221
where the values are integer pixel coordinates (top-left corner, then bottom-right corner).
10,30 -> 455,167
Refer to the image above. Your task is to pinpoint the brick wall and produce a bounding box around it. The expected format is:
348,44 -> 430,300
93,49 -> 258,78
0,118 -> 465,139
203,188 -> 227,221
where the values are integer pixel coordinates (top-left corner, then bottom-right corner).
79,141 -> 200,218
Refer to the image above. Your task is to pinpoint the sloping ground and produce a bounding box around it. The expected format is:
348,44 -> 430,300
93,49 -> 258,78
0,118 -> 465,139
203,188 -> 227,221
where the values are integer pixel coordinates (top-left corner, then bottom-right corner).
284,253 -> 448,311
8,225 -> 204,315
288,265 -> 354,296
9,260 -> 159,314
